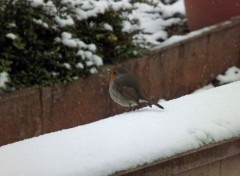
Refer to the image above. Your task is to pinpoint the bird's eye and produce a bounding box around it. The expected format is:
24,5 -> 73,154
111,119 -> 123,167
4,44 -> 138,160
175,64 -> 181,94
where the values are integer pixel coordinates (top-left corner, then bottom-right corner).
113,71 -> 117,75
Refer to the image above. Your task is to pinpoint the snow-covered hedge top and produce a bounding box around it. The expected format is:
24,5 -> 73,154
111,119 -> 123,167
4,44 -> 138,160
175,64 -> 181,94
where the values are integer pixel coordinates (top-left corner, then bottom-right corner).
0,81 -> 240,176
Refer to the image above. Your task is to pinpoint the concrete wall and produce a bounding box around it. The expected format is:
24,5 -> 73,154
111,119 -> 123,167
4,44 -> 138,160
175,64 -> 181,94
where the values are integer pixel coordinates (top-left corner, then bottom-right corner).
0,18 -> 240,146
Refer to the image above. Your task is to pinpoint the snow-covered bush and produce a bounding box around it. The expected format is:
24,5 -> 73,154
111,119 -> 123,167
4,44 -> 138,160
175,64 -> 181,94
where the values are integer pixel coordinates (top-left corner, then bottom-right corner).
0,0 -> 142,90
0,0 -> 186,91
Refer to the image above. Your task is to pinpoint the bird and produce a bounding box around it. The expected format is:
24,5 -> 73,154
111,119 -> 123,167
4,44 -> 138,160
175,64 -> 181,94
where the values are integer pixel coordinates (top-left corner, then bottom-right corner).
109,67 -> 164,110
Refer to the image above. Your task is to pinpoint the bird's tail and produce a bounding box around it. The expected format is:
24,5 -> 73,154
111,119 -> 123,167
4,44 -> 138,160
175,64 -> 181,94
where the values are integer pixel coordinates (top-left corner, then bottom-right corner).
153,102 -> 164,109
140,90 -> 164,109
147,102 -> 164,109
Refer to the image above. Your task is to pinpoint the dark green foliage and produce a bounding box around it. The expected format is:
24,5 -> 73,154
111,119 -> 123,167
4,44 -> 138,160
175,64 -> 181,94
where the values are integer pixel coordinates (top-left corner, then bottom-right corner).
0,0 -> 142,90
77,10 -> 140,63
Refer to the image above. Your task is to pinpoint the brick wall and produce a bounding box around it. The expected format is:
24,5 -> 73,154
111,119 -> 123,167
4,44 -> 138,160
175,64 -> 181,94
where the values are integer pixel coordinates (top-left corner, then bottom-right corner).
0,18 -> 240,146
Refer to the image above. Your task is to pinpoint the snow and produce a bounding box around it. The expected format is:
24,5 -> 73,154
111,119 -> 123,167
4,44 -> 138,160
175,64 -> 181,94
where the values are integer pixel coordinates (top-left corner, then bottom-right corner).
103,23 -> 113,31
72,0 -> 131,20
193,66 -> 240,93
4,0 -> 190,82
33,18 -> 49,28
84,51 -> 93,59
86,60 -> 94,66
217,66 -> 240,85
55,15 -> 74,28
76,63 -> 84,69
77,41 -> 87,49
27,0 -> 44,7
61,32 -> 72,40
75,9 -> 87,20
6,33 -> 17,40
90,67 -> 98,74
160,0 -> 185,17
0,81 -> 240,176
88,44 -> 97,52
92,55 -> 103,66
77,50 -> 85,59
51,72 -> 59,77
153,25 -> 218,49
61,32 -> 77,48
22,0 -> 187,49
130,0 -> 186,47
110,0 -> 132,11
0,72 -> 9,88
62,39 -> 77,48
63,63 -> 71,70
193,84 -> 214,94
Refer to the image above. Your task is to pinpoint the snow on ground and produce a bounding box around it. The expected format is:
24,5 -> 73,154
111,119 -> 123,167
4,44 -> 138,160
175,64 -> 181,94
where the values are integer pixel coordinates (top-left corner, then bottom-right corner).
0,81 -> 240,176
193,83 -> 215,94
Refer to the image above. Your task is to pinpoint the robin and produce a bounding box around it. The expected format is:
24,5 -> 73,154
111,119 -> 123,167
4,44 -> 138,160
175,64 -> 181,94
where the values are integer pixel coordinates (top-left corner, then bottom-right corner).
109,67 -> 164,110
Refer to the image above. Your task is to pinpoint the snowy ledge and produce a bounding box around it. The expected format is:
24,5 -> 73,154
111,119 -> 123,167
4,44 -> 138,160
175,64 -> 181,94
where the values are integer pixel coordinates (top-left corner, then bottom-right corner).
0,81 -> 240,176
153,16 -> 240,50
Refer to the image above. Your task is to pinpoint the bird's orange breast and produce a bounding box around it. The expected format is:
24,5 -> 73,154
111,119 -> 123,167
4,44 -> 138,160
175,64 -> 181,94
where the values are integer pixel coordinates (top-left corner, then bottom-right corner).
109,71 -> 117,84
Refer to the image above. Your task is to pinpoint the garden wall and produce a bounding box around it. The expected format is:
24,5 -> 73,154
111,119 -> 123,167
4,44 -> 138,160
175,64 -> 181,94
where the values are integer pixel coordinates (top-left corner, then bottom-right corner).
0,17 -> 240,146
116,137 -> 240,176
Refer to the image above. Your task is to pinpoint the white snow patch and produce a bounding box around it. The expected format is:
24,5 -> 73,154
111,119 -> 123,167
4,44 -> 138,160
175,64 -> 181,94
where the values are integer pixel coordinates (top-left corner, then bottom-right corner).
27,0 -> 44,7
90,67 -> 98,74
86,61 -> 94,66
61,32 -> 77,48
153,25 -> 216,49
77,41 -> 87,49
0,81 -> 240,176
75,9 -> 88,20
51,72 -> 59,77
130,0 -> 186,47
122,20 -> 139,32
76,63 -> 84,69
43,1 -> 57,15
88,44 -> 97,52
193,84 -> 215,94
217,66 -> 240,85
84,51 -> 93,59
61,32 -> 72,40
92,55 -> 103,66
6,33 -> 17,40
160,0 -> 185,17
54,37 -> 61,43
111,0 -> 132,11
77,50 -> 85,59
0,72 -> 9,88
62,39 -> 77,48
55,15 -> 74,28
73,76 -> 78,80
8,23 -> 16,27
103,23 -> 113,31
33,18 -> 49,28
63,63 -> 71,70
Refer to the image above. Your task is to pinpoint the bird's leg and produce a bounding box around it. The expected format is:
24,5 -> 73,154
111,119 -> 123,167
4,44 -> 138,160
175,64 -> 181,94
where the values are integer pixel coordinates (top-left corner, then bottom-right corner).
132,106 -> 138,111
147,102 -> 152,108
127,104 -> 132,112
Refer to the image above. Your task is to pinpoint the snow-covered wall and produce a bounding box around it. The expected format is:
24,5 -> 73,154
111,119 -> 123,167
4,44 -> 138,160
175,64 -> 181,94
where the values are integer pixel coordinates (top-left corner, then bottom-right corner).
0,81 -> 240,176
1,17 -> 240,146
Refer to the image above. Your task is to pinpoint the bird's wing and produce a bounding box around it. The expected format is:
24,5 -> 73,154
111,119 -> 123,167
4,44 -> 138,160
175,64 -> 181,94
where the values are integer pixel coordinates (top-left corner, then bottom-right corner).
114,74 -> 140,90
114,74 -> 149,104
118,87 -> 140,104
